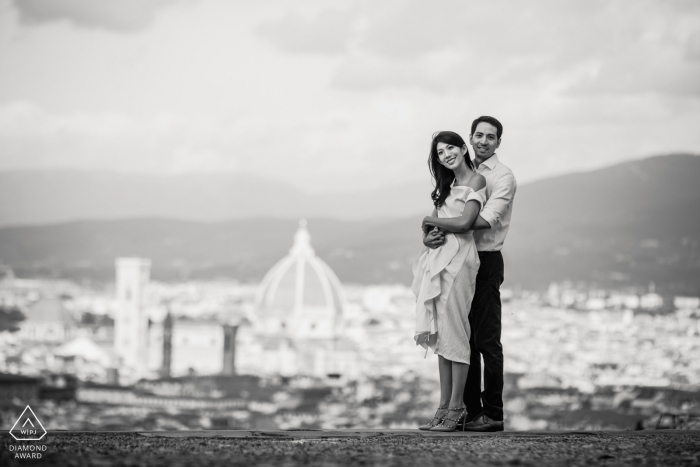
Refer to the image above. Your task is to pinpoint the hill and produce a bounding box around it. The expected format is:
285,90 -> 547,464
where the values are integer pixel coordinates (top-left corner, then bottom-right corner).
0,170 -> 430,226
1,154 -> 698,293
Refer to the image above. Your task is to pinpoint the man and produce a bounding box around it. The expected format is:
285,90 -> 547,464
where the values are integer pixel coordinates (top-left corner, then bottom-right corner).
423,116 -> 517,432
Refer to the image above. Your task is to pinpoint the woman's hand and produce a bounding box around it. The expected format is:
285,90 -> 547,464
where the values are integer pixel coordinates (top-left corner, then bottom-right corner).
423,226 -> 445,249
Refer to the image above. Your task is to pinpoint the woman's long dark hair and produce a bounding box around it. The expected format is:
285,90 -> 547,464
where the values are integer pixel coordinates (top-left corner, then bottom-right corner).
429,131 -> 474,209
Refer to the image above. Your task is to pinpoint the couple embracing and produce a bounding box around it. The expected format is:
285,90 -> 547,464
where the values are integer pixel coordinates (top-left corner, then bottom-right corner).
412,116 -> 517,432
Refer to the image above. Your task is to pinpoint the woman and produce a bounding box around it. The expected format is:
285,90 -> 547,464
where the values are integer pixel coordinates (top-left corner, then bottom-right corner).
411,131 -> 486,432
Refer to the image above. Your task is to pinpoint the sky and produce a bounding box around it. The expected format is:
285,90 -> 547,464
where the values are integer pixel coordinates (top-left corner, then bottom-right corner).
0,0 -> 699,193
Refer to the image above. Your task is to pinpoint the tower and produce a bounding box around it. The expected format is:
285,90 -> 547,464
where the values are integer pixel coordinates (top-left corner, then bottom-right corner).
114,257 -> 151,380
161,312 -> 173,378
222,324 -> 238,376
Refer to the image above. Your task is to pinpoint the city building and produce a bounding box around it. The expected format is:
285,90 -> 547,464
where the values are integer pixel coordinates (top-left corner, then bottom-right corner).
17,298 -> 75,343
113,258 -> 239,382
0,373 -> 40,407
237,220 -> 360,379
640,292 -> 663,310
674,296 -> 700,310
148,316 -> 232,377
54,336 -> 115,381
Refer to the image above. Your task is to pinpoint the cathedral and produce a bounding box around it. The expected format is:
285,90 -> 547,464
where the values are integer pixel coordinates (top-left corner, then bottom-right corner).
237,220 -> 360,379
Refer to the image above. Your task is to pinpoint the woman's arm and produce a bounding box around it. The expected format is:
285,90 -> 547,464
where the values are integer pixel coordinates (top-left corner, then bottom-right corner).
423,201 -> 481,234
470,216 -> 492,231
422,175 -> 486,234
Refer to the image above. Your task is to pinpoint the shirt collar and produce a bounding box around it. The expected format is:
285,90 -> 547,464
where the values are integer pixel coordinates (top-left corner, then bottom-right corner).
476,153 -> 499,171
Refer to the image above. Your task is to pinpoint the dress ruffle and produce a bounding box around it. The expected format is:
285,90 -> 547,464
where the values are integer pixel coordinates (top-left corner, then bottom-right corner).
411,185 -> 486,361
411,233 -> 459,354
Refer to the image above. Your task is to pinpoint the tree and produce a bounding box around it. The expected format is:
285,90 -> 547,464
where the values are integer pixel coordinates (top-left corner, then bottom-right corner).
0,305 -> 26,333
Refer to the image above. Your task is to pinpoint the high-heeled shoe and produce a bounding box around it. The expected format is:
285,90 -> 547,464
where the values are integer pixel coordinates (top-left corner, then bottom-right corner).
418,405 -> 448,430
430,405 -> 467,432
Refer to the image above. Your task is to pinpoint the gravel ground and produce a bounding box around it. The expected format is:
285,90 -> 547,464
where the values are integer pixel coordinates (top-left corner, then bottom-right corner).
2,431 -> 700,467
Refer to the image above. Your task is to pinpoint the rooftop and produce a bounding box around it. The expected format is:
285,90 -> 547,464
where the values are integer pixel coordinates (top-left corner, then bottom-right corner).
255,220 -> 344,320
0,373 -> 41,383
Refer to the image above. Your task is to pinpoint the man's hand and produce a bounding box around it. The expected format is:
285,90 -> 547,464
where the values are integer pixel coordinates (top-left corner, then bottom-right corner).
423,228 -> 445,249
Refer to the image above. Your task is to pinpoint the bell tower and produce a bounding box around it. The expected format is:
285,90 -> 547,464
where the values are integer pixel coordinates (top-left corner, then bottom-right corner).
114,257 -> 151,380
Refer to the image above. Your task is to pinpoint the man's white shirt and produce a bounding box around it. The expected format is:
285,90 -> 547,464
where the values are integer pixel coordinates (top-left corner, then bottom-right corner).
473,154 -> 517,252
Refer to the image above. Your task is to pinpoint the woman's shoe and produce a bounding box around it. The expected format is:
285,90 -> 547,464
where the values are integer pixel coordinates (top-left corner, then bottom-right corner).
430,405 -> 467,432
418,405 -> 449,430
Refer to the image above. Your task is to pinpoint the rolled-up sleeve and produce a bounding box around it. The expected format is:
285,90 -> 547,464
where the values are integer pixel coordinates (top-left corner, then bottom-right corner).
480,172 -> 517,228
466,187 -> 486,211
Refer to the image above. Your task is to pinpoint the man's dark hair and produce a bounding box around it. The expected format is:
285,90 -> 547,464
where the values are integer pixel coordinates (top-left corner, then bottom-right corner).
471,116 -> 503,140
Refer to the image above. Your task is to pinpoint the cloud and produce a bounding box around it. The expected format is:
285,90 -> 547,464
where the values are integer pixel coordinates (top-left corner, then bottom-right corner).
0,101 -> 243,173
0,100 -> 427,191
258,0 -> 700,98
256,7 -> 357,55
12,0 -> 183,32
2,0 -> 700,192
570,53 -> 700,97
687,31 -> 700,61
331,51 -> 481,93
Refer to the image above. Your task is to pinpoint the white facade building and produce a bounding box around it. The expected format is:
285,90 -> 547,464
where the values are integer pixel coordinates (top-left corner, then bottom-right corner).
148,318 -> 226,377
640,293 -> 663,310
674,296 -> 700,310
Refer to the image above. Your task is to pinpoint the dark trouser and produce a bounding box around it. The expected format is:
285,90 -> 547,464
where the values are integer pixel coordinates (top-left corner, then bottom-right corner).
463,251 -> 504,421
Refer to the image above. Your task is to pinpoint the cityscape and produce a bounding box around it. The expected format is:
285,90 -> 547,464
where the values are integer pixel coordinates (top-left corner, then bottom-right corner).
1,222 -> 699,433
0,1 -> 698,465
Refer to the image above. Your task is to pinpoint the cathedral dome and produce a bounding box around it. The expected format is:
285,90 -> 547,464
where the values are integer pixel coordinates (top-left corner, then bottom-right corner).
254,220 -> 344,321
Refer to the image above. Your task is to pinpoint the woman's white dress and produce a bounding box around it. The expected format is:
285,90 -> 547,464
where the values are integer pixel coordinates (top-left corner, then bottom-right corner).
411,185 -> 485,364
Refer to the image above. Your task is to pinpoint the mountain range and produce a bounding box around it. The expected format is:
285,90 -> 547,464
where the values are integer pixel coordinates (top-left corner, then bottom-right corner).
1,154 -> 699,294
0,170 -> 431,226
